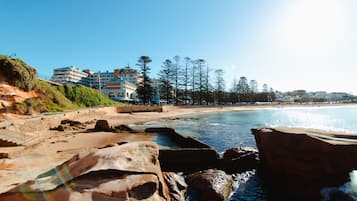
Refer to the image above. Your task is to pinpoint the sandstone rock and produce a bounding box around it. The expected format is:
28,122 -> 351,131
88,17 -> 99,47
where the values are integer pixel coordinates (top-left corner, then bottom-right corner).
186,169 -> 233,201
114,124 -> 136,132
220,147 -> 258,173
164,172 -> 187,201
252,127 -> 357,200
0,142 -> 170,201
94,119 -> 112,132
50,119 -> 86,131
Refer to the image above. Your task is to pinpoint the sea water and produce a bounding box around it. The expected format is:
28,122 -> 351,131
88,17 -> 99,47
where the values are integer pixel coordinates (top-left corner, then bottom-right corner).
142,105 -> 357,200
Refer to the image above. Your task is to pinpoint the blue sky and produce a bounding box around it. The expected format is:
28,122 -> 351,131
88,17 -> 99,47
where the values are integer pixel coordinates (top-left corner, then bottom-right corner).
1,0 -> 357,94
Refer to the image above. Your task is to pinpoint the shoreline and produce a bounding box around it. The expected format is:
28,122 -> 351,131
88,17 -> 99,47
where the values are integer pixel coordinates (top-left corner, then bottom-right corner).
0,103 -> 356,195
2,103 -> 357,132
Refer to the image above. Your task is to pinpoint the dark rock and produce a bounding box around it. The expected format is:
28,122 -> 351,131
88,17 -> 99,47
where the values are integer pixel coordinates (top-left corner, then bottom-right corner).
251,127 -> 357,200
186,169 -> 233,201
220,147 -> 259,173
321,188 -> 355,201
94,119 -> 112,132
164,172 -> 187,201
114,124 -> 135,132
50,119 -> 86,131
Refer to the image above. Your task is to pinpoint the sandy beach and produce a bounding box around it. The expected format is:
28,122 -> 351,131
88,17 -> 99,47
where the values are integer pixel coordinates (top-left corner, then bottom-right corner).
0,103 -> 356,194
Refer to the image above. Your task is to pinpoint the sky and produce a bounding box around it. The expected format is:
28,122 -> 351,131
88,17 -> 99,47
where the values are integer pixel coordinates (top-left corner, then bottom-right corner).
1,0 -> 357,94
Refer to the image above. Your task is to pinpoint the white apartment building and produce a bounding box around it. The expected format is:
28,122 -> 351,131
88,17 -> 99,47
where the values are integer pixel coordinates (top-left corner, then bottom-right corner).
50,66 -> 88,84
103,77 -> 137,102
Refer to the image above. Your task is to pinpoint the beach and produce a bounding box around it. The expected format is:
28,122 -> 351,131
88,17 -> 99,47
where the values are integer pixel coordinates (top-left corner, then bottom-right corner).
0,103 -> 356,195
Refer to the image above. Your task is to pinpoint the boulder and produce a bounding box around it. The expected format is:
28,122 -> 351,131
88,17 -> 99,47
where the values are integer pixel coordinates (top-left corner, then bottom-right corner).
163,172 -> 187,201
94,119 -> 112,132
252,127 -> 357,200
186,169 -> 233,201
220,147 -> 259,173
0,142 -> 170,201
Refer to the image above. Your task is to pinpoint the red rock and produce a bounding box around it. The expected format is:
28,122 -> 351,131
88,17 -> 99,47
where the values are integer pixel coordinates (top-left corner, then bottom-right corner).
252,127 -> 357,200
0,142 -> 170,201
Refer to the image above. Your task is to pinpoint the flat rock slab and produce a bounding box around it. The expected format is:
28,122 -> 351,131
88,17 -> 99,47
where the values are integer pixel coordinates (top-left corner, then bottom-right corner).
251,127 -> 357,199
0,141 -> 170,201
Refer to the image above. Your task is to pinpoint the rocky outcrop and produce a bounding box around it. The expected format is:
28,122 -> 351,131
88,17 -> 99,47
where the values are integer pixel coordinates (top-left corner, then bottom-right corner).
163,172 -> 187,201
186,169 -> 233,201
0,141 -> 170,201
94,119 -> 112,132
220,147 -> 259,173
50,119 -> 87,131
252,127 -> 357,200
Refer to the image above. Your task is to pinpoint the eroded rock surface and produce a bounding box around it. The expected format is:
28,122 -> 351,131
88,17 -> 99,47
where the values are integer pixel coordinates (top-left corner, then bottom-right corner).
186,169 -> 233,201
252,127 -> 357,200
0,141 -> 170,201
163,172 -> 187,201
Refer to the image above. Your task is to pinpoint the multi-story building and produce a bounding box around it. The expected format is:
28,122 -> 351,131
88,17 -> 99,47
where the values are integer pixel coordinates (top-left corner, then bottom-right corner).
114,66 -> 143,85
102,76 -> 137,102
85,71 -> 115,89
50,66 -> 88,84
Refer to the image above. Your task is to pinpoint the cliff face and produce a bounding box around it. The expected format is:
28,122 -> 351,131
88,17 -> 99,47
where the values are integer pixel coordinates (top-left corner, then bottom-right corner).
0,56 -> 37,91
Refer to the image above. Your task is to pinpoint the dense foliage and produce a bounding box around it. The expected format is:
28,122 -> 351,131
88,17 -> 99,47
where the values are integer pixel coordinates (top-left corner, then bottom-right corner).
59,84 -> 115,107
0,55 -> 37,91
0,55 -> 117,114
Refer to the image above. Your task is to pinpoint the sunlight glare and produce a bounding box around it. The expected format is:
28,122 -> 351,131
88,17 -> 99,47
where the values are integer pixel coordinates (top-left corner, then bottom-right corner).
276,0 -> 349,52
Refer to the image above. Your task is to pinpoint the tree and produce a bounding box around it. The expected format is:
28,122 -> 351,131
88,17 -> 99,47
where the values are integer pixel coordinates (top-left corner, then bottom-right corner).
183,57 -> 191,104
136,56 -> 153,105
195,59 -> 206,105
262,83 -> 268,93
215,69 -> 225,105
191,60 -> 198,105
159,59 -> 174,104
237,76 -> 250,102
173,56 -> 180,105
249,80 -> 258,93
249,80 -> 258,102
205,63 -> 210,105
229,77 -> 239,103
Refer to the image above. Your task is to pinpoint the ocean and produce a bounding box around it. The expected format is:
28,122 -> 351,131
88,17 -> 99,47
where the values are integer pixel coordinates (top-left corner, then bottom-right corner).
140,105 -> 357,201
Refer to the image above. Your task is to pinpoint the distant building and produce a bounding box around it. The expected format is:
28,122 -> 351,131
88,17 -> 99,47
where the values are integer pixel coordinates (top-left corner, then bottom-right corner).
85,71 -> 115,89
102,77 -> 137,102
114,66 -> 143,85
50,66 -> 88,84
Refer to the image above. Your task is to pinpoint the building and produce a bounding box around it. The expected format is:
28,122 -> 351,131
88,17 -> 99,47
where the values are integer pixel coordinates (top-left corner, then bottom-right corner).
114,66 -> 143,85
102,78 -> 137,102
50,66 -> 88,85
84,71 -> 115,89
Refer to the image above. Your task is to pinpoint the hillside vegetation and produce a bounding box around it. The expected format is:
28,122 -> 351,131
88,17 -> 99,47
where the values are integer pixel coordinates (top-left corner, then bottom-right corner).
0,55 -> 117,114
